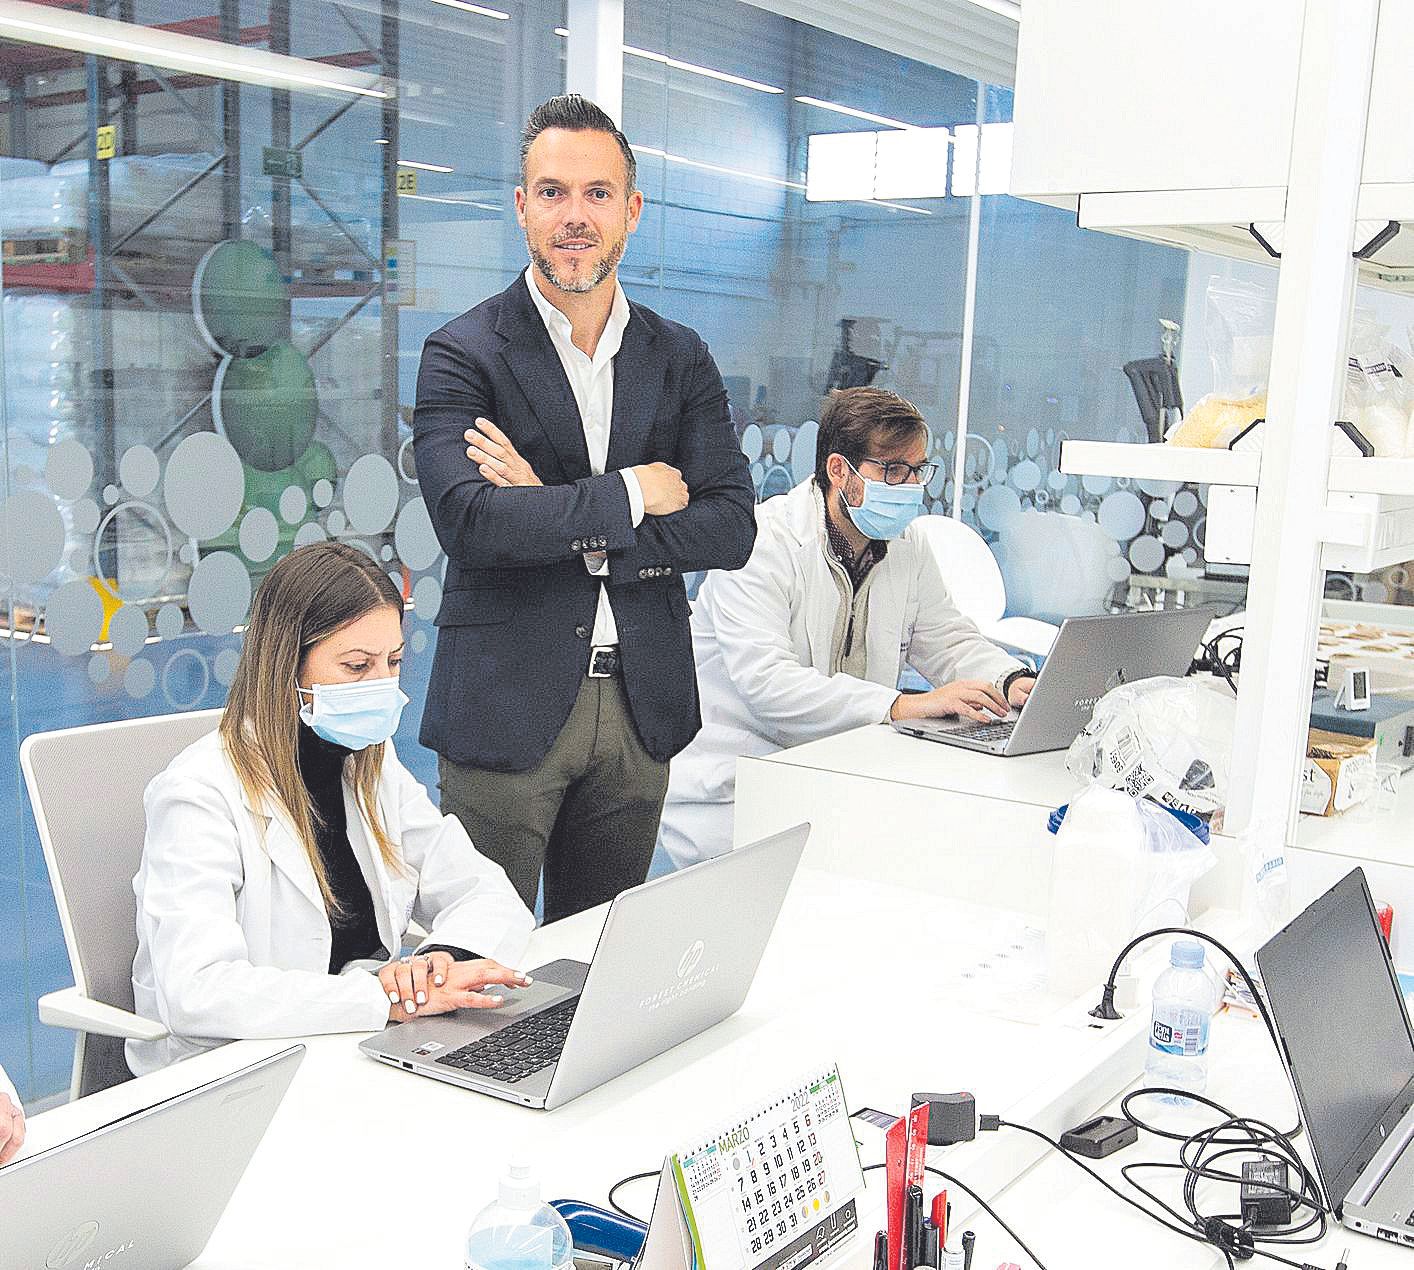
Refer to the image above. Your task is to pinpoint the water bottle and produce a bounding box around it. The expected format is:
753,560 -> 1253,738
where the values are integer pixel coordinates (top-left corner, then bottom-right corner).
1143,939 -> 1212,1101
466,1159 -> 574,1270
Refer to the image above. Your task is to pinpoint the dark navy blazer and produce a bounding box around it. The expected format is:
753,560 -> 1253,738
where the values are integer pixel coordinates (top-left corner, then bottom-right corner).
412,277 -> 757,772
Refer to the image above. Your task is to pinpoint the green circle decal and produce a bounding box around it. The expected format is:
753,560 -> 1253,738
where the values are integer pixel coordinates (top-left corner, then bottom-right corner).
214,342 -> 319,472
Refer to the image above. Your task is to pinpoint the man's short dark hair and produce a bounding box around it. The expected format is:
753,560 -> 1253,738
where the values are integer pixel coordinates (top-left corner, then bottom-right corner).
520,94 -> 637,194
814,387 -> 929,489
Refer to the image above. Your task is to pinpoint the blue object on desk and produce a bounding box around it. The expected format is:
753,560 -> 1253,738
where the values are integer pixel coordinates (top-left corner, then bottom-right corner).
1047,801 -> 1210,844
551,1200 -> 647,1263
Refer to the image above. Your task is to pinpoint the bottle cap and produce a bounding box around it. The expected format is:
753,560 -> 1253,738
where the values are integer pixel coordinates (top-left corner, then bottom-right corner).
1171,939 -> 1205,969
499,1157 -> 541,1209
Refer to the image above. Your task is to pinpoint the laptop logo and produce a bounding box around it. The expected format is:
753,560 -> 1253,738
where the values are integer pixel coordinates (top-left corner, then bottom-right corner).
678,940 -> 706,979
639,941 -> 717,1012
45,1222 -> 99,1268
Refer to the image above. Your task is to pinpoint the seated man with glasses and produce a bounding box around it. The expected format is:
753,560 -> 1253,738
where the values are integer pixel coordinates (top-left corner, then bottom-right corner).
658,386 -> 1035,867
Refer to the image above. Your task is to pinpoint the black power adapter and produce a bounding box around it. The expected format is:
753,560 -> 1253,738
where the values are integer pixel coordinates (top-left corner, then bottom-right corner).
1241,1159 -> 1295,1231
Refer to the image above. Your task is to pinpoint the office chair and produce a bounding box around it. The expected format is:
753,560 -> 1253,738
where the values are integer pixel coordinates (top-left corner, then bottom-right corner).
21,709 -> 223,1098
912,513 -> 1059,657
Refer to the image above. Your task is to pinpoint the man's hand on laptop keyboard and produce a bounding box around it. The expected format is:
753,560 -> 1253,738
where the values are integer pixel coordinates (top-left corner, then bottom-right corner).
379,954 -> 532,1022
890,679 -> 1011,724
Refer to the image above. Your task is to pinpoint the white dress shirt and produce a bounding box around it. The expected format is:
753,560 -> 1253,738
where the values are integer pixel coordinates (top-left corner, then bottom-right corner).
524,268 -> 645,648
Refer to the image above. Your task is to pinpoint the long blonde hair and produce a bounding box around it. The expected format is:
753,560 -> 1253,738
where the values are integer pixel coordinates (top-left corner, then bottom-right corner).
220,541 -> 407,905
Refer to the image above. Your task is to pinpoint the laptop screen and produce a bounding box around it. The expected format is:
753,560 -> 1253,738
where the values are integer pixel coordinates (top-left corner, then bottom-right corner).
1257,869 -> 1414,1211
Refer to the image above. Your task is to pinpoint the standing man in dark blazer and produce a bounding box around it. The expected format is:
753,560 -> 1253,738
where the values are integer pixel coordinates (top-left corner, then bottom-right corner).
412,94 -> 756,922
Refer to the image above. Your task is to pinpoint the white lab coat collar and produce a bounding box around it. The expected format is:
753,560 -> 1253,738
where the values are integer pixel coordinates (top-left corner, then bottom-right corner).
522,265 -> 629,367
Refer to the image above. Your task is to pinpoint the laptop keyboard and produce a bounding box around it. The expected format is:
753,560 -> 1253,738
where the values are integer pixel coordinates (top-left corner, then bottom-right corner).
951,719 -> 1016,744
434,996 -> 579,1084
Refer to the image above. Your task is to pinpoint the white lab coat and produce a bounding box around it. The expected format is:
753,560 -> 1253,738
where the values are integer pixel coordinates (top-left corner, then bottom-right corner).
659,479 -> 1023,867
128,730 -> 534,1076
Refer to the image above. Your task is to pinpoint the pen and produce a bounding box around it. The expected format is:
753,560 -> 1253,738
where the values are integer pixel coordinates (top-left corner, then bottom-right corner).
873,1230 -> 888,1270
961,1230 -> 975,1270
921,1217 -> 939,1270
904,1184 -> 924,1270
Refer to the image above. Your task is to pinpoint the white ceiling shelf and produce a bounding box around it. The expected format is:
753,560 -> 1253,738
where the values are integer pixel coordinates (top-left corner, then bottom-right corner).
1059,440 -> 1261,487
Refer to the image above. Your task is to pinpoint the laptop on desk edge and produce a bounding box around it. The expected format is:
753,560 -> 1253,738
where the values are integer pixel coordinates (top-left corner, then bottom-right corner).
360,823 -> 809,1111
890,606 -> 1215,757
1258,867 -> 1414,1247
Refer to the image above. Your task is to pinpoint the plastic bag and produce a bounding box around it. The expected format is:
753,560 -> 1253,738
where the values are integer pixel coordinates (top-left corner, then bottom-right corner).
1345,313 -> 1411,456
1205,278 -> 1274,400
1066,675 -> 1236,824
1046,785 -> 1217,996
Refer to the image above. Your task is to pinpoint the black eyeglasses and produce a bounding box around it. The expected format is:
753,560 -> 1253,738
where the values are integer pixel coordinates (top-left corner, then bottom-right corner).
854,456 -> 938,486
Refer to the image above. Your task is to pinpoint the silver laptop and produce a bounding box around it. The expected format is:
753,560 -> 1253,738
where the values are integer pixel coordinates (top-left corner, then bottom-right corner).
891,607 -> 1214,756
1258,868 -> 1414,1247
361,823 -> 809,1110
0,1044 -> 302,1270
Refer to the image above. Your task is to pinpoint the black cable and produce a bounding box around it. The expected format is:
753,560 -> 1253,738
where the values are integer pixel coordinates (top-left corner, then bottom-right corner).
606,1170 -> 659,1223
861,1162 -> 1049,1270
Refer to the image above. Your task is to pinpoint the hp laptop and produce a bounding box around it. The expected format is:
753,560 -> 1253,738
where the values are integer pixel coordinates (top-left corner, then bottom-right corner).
890,607 -> 1214,756
361,823 -> 809,1110
1258,868 -> 1414,1247
1,1044 -> 302,1270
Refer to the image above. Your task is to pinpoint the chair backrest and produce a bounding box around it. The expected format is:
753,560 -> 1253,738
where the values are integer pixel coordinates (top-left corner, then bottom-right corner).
911,512 -> 1007,626
20,710 -> 222,1091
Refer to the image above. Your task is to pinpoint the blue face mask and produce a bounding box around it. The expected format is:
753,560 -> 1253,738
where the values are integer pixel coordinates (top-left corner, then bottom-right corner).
298,677 -> 409,751
843,460 -> 926,540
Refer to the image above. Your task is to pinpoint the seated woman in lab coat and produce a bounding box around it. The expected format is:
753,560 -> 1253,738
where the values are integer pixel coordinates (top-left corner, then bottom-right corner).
0,1064 -> 22,1165
128,542 -> 536,1076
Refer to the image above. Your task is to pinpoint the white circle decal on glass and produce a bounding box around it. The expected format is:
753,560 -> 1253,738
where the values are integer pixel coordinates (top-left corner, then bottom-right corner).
188,551 -> 251,634
213,647 -> 241,686
108,604 -> 149,657
1192,517 -> 1206,550
1010,459 -> 1041,493
238,507 -> 279,562
326,510 -> 347,536
178,542 -> 196,565
124,657 -> 156,698
1161,520 -> 1190,549
1047,470 -> 1067,493
394,497 -> 440,572
740,424 -> 763,463
45,439 -> 94,500
411,628 -> 428,655
156,602 -> 184,641
791,421 -> 818,486
412,573 -> 442,619
1128,535 -> 1165,573
771,428 -> 791,463
1081,474 -> 1113,497
1137,477 -> 1180,499
119,445 -> 160,497
1173,490 -> 1199,518
44,582 -> 104,659
1105,556 -> 1133,583
312,478 -> 334,508
279,485 -> 307,525
1026,428 -> 1040,458
0,491 -> 66,583
380,545 -> 393,562
161,648 -> 211,709
1061,494 -> 1082,516
1097,490 -> 1146,541
89,654 -> 111,685
397,436 -> 417,484
344,454 -> 399,535
92,501 -> 173,602
977,485 -> 1022,533
165,432 -> 244,540
72,498 -> 99,534
294,522 -> 326,548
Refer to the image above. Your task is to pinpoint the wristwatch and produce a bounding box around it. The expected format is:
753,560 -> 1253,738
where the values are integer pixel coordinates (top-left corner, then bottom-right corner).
996,666 -> 1031,700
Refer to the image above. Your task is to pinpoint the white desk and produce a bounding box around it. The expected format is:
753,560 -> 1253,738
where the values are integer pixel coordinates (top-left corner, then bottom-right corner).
735,726 -> 1081,918
24,867 -> 1150,1270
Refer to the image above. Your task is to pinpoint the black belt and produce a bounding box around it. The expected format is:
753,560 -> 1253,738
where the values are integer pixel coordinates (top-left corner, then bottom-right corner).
588,645 -> 620,678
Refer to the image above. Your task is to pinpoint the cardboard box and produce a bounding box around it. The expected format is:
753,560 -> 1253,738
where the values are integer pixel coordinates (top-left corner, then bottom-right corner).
1302,727 -> 1377,816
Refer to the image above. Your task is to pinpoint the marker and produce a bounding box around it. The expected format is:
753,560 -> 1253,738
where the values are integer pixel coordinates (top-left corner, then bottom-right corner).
873,1230 -> 889,1270
921,1218 -> 940,1269
904,1185 -> 924,1270
961,1230 -> 975,1270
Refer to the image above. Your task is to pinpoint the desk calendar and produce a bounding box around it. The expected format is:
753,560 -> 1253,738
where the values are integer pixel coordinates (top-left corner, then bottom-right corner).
669,1066 -> 863,1270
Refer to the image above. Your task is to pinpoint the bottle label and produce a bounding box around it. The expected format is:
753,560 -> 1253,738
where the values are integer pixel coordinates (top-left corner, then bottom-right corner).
1150,1007 -> 1209,1057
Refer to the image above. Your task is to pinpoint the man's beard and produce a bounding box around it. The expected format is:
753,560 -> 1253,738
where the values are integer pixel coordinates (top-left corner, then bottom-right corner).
529,230 -> 626,294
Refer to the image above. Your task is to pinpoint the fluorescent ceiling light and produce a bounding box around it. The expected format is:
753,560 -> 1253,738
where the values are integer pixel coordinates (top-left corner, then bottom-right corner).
428,0 -> 510,18
631,143 -> 803,191
805,131 -> 874,202
622,44 -> 781,93
400,192 -> 500,210
398,159 -> 453,172
951,124 -> 978,197
550,28 -> 779,93
0,0 -> 388,98
796,96 -> 917,131
374,138 -> 390,144
977,122 -> 1012,195
966,0 -> 1021,20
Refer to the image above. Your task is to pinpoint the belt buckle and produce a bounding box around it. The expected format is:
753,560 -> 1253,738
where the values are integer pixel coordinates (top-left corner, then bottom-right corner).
588,645 -> 617,678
